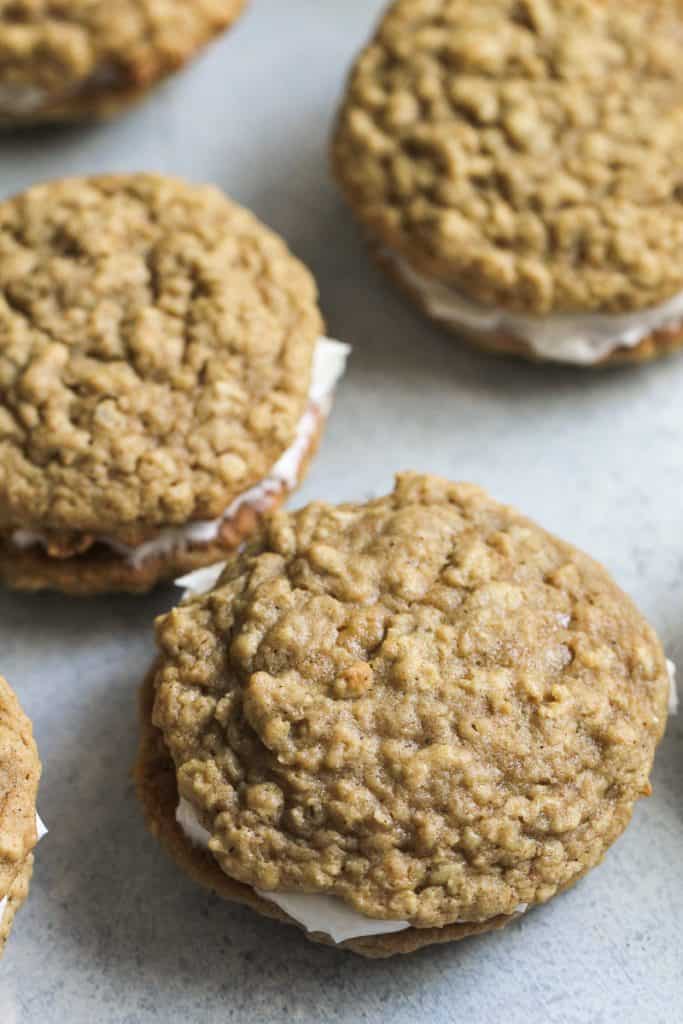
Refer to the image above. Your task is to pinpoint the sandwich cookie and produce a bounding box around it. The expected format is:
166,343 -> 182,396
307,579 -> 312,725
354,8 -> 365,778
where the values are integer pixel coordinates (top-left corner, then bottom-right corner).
0,174 -> 349,595
137,473 -> 670,957
332,0 -> 683,366
0,676 -> 45,957
0,0 -> 247,125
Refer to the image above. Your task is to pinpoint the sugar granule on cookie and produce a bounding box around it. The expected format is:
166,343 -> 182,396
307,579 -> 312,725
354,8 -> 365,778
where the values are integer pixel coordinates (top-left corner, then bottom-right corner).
0,676 -> 45,957
136,473 -> 671,957
0,0 -> 247,125
0,174 -> 350,595
332,0 -> 683,366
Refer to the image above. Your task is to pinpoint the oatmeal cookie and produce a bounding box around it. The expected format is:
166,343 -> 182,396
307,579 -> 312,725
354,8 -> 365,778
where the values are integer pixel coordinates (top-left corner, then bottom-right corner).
0,0 -> 247,124
0,174 -> 349,595
138,473 -> 670,955
0,676 -> 41,956
333,0 -> 683,365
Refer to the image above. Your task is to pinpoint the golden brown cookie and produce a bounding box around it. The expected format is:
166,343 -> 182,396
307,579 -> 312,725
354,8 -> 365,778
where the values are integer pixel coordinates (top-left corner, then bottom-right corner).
332,0 -> 683,366
0,0 -> 247,125
137,473 -> 670,956
0,676 -> 41,957
0,174 -> 349,595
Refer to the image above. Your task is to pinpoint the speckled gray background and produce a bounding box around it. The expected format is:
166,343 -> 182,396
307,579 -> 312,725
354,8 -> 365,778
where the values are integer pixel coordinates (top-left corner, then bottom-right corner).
1,2 -> 682,1021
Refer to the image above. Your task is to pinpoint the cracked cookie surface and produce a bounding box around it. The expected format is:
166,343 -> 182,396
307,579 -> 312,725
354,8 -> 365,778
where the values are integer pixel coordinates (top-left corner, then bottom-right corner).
0,0 -> 246,122
333,0 -> 683,315
152,473 -> 669,931
0,174 -> 323,540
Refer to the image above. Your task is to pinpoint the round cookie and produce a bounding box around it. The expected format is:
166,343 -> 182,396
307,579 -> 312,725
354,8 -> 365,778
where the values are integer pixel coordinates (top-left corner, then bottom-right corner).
0,0 -> 247,125
0,174 -> 349,595
332,0 -> 683,367
0,676 -> 41,957
137,473 -> 670,956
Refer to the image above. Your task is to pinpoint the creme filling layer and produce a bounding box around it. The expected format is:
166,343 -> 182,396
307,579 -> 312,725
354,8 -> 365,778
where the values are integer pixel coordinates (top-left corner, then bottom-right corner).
175,797 -> 528,944
11,338 -> 350,569
389,253 -> 683,366
0,814 -> 47,927
0,63 -> 124,116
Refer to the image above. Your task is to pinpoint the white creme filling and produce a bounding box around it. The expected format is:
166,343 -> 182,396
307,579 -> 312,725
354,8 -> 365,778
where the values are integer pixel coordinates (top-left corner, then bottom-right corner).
389,253 -> 683,366
0,814 -> 47,927
0,62 -> 124,117
0,83 -> 49,116
11,338 -> 350,569
175,798 -> 528,944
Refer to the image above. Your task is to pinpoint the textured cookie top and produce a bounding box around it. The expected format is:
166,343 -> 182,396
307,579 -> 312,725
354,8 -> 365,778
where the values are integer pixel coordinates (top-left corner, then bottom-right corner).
333,0 -> 683,315
0,175 -> 323,534
0,0 -> 244,104
153,473 -> 669,929
0,676 -> 40,900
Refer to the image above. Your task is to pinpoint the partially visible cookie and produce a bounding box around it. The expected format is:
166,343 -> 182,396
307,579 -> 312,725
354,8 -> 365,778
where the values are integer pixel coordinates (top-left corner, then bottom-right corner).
333,0 -> 683,366
137,473 -> 670,956
0,0 -> 247,125
0,676 -> 42,957
0,174 -> 350,595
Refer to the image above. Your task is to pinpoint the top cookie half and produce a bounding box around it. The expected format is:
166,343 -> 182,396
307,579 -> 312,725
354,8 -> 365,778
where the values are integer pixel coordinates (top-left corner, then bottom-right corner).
0,0 -> 246,122
0,174 -> 323,539
333,0 -> 683,316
